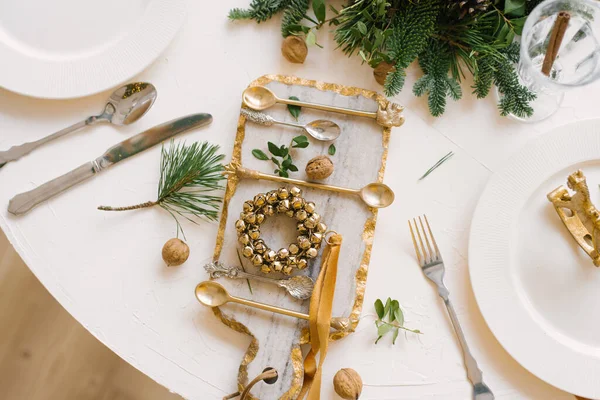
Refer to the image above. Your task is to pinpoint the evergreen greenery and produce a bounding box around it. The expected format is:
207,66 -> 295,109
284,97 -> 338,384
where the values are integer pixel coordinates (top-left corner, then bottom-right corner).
282,0 -> 310,37
413,40 -> 462,116
98,141 -> 225,236
229,0 -> 539,118
228,0 -> 289,22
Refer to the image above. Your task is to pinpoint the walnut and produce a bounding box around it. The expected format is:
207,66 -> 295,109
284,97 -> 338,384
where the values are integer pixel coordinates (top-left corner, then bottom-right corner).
373,61 -> 395,86
281,36 -> 308,64
162,238 -> 189,267
305,155 -> 334,180
333,368 -> 363,400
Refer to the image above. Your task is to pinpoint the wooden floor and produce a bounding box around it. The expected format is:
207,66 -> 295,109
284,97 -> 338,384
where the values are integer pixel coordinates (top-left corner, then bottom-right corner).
0,230 -> 182,400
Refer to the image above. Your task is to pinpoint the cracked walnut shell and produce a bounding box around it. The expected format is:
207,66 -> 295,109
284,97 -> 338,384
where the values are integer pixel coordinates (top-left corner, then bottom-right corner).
281,36 -> 307,64
305,155 -> 334,180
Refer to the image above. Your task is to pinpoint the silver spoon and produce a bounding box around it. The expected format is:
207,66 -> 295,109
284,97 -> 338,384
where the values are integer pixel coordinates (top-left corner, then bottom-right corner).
240,108 -> 340,141
204,261 -> 314,300
195,281 -> 351,331
0,82 -> 157,168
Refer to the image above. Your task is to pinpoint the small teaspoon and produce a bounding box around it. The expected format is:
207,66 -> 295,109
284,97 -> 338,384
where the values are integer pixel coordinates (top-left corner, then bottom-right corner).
205,261 -> 314,300
240,108 -> 341,142
0,82 -> 157,168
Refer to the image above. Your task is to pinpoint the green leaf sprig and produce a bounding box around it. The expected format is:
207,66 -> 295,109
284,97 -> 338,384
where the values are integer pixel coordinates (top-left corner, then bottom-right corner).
374,298 -> 421,344
252,135 -> 309,177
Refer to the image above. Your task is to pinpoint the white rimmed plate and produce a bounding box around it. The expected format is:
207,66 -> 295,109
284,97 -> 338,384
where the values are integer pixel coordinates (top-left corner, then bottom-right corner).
0,0 -> 185,99
470,119 -> 600,399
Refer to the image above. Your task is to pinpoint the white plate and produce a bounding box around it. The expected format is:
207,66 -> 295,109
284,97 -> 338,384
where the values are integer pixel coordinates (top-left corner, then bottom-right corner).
469,119 -> 600,399
0,0 -> 185,99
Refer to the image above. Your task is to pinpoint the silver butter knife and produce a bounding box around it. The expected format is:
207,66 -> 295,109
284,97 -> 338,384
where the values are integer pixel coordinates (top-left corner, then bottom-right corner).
8,113 -> 212,216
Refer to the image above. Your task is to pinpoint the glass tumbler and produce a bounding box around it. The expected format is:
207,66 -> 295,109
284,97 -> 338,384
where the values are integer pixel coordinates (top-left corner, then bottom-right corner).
509,0 -> 600,122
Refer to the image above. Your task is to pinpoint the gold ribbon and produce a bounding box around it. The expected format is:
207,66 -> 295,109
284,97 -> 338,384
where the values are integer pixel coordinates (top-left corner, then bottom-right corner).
298,233 -> 342,399
224,368 -> 278,400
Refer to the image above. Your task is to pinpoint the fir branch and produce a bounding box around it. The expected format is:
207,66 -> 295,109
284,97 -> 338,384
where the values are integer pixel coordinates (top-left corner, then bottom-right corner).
413,40 -> 462,117
281,0 -> 310,37
494,49 -> 536,118
472,56 -> 495,98
384,0 -> 441,97
228,8 -> 253,20
98,141 -> 225,226
471,43 -> 535,117
228,0 -> 290,22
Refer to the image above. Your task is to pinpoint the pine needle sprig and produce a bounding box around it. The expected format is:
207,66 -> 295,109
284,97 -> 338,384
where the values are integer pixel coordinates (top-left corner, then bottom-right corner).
98,141 -> 225,234
419,151 -> 455,180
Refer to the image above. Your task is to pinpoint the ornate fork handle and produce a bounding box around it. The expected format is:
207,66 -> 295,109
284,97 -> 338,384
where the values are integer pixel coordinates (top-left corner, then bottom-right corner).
441,293 -> 484,385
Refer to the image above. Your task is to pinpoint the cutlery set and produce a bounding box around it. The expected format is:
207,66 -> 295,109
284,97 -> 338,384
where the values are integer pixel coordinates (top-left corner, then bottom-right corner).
0,82 -> 157,168
4,83 -> 395,215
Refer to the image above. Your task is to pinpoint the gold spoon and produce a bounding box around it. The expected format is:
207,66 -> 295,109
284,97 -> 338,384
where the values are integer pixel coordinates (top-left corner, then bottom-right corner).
223,162 -> 395,208
243,86 -> 377,120
195,281 -> 350,331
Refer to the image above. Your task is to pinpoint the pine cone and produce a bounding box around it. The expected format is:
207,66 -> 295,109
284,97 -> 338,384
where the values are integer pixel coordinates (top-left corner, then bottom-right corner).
449,0 -> 490,19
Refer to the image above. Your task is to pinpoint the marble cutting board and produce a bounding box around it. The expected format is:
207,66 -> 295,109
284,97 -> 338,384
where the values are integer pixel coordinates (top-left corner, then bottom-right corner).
210,74 -> 397,399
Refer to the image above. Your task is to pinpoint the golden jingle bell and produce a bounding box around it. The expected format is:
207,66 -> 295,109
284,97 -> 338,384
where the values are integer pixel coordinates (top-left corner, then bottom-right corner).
253,194 -> 266,207
277,187 -> 289,199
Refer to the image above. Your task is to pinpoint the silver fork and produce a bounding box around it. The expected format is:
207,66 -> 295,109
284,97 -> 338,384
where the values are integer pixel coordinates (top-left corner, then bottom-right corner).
409,215 -> 495,400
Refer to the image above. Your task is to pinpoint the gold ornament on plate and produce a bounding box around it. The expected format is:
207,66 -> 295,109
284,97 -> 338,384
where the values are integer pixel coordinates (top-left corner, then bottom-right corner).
235,186 -> 327,275
547,169 -> 600,266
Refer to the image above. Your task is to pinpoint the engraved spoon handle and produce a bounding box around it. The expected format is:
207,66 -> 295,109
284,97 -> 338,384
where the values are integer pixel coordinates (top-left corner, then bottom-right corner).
206,262 -> 287,288
277,96 -> 377,119
241,108 -> 304,130
0,119 -> 88,165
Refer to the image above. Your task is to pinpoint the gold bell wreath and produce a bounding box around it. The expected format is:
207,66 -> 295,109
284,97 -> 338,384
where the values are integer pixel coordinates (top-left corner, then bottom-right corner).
236,186 -> 327,275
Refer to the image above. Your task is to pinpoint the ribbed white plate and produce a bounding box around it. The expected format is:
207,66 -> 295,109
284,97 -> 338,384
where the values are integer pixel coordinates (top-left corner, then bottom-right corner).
470,119 -> 600,399
0,0 -> 185,99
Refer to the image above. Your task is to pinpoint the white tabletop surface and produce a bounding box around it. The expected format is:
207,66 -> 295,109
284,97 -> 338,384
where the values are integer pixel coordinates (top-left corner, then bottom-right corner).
0,1 -> 596,399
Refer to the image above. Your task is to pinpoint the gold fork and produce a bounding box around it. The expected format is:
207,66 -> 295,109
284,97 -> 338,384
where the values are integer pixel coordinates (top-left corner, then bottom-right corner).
409,215 -> 494,400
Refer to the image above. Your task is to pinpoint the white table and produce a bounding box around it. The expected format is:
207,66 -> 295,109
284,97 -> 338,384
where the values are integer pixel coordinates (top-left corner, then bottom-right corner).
0,1 -> 595,399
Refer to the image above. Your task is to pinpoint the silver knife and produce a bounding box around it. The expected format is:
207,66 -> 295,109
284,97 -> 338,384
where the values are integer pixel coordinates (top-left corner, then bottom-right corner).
8,113 -> 212,216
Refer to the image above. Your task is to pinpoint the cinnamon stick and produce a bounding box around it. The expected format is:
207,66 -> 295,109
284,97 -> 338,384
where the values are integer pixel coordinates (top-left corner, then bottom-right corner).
542,11 -> 571,76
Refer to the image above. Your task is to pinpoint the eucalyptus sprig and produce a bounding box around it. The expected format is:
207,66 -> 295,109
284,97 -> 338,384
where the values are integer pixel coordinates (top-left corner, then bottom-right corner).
252,135 -> 309,177
374,298 -> 421,344
98,141 -> 225,236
